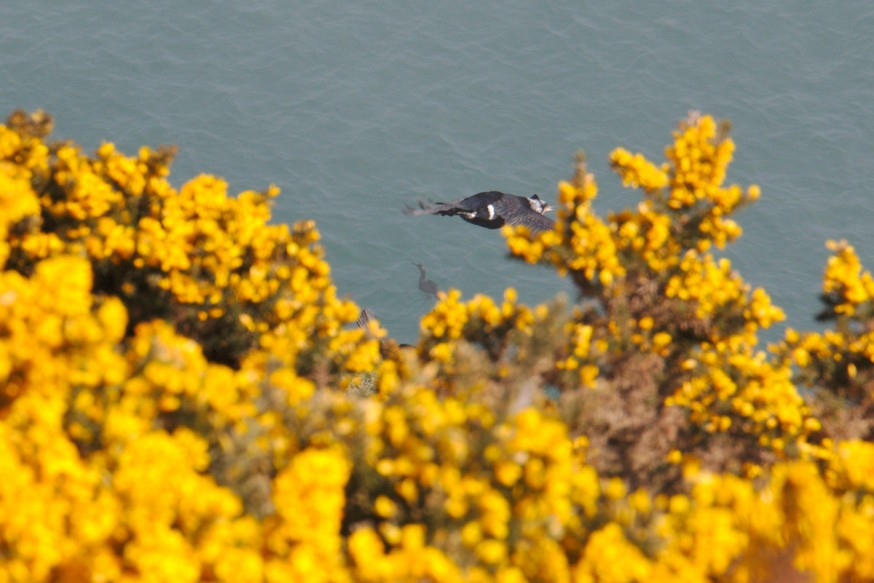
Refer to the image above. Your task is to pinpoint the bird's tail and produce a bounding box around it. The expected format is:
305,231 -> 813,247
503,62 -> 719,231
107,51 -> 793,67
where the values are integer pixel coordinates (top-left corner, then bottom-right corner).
402,200 -> 459,216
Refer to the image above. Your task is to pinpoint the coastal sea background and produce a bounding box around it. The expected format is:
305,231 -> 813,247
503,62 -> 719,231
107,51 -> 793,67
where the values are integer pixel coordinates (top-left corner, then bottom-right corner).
3,2 -> 874,345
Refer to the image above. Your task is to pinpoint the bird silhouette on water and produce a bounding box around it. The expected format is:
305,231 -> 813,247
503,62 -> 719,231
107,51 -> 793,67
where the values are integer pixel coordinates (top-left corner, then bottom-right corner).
404,191 -> 555,233
412,262 -> 439,299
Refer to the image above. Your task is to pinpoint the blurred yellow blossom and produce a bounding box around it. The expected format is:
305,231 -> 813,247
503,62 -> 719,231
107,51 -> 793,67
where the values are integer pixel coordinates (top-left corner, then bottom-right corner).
2,109 -> 874,583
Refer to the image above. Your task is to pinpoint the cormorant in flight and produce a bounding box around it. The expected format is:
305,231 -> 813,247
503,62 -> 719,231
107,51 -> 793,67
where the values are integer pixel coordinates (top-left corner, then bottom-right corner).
404,191 -> 555,233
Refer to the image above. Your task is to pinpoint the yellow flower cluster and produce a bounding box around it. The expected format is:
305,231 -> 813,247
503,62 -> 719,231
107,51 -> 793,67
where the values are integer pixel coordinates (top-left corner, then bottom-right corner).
356,380 -> 606,582
0,122 -> 43,265
779,239 -> 874,452
0,255 -> 126,406
0,255 -> 265,581
503,115 -> 799,485
506,158 -> 624,287
609,200 -> 677,272
821,239 -> 874,317
665,253 -> 744,318
4,117 -> 378,375
610,147 -> 669,192
557,320 -> 604,387
0,111 -> 381,581
651,461 -> 874,581
419,288 -> 536,370
664,115 -> 734,202
264,446 -> 351,582
664,251 -> 785,339
612,113 -> 760,255
506,114 -> 776,343
668,341 -> 820,462
560,454 -> 874,582
3,109 -> 874,582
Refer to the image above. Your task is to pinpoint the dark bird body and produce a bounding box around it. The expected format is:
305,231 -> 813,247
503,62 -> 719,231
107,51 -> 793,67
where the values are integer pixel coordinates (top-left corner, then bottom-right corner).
404,191 -> 555,233
412,262 -> 439,298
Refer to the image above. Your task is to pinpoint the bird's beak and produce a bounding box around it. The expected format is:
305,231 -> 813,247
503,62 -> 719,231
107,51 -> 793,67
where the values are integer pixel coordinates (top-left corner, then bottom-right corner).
542,203 -> 554,214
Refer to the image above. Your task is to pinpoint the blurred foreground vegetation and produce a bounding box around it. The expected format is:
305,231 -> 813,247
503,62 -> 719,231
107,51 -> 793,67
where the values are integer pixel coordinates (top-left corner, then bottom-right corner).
2,109 -> 874,582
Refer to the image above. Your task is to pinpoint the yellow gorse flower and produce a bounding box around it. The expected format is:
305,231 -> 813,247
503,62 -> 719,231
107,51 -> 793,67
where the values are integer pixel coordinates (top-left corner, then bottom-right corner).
2,110 -> 874,582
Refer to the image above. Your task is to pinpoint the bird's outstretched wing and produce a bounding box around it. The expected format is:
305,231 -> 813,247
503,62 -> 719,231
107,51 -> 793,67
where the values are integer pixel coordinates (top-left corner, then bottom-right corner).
506,210 -> 555,233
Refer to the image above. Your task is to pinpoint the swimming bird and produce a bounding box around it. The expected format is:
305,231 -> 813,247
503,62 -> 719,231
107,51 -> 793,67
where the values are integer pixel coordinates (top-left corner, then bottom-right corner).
412,262 -> 439,299
403,191 -> 555,233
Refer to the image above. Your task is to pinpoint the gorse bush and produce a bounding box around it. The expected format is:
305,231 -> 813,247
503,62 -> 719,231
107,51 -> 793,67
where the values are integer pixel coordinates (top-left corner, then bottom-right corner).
1,109 -> 873,582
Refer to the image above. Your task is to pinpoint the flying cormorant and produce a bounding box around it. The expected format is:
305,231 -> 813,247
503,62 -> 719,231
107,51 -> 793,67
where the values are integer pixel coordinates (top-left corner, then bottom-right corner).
404,191 -> 555,233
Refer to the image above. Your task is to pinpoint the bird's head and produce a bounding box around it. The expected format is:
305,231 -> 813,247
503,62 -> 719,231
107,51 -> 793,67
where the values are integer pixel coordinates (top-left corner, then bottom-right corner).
529,194 -> 554,215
